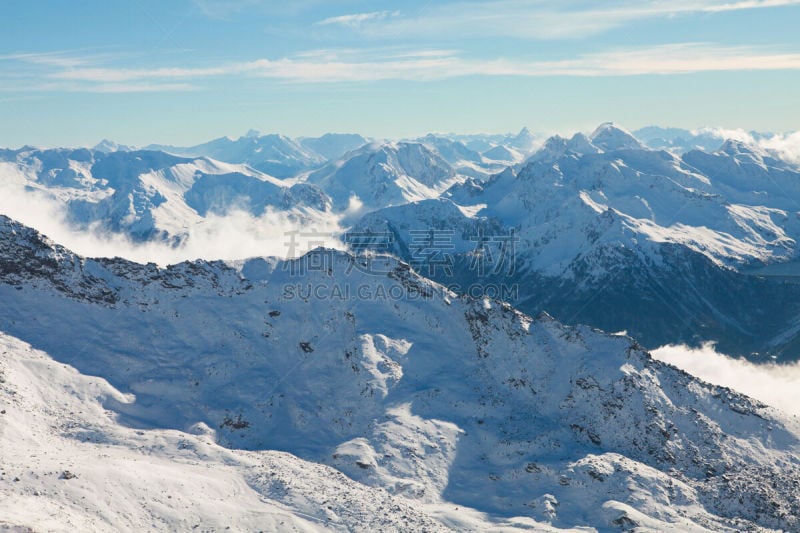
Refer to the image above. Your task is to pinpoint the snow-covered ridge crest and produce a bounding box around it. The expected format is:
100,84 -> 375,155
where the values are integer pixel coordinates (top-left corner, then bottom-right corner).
1,214 -> 800,531
354,124 -> 800,357
306,140 -> 462,211
589,122 -> 645,151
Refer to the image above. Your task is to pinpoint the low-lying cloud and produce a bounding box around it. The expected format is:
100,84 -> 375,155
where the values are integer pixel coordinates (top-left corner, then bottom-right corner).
0,181 -> 344,266
652,343 -> 800,418
693,127 -> 800,164
759,131 -> 800,164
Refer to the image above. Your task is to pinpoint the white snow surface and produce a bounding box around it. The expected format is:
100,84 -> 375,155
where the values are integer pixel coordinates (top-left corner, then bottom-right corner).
306,141 -> 464,212
0,331 -> 452,532
1,216 -> 800,531
362,125 -> 800,277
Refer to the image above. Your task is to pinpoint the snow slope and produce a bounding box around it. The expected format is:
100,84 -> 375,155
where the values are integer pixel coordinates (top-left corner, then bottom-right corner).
444,128 -> 543,155
299,133 -> 370,162
93,139 -> 134,153
0,331 -> 451,532
306,142 -> 463,211
146,133 -> 326,179
412,135 -> 512,180
0,148 -> 332,242
352,124 -> 800,358
1,215 -> 799,531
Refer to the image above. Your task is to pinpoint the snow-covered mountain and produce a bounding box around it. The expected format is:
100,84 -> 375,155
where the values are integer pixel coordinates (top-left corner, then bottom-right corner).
417,134 -> 483,165
481,144 -> 525,165
413,134 -> 529,180
632,126 -> 780,155
0,147 -> 331,242
445,127 -> 543,155
306,141 -> 463,211
92,139 -> 134,153
140,129 -> 542,183
633,126 -> 723,153
523,131 -> 600,165
5,124 -> 800,358
1,214 -> 800,531
299,133 -> 370,161
351,123 -> 800,358
146,133 -> 326,179
589,122 -> 645,151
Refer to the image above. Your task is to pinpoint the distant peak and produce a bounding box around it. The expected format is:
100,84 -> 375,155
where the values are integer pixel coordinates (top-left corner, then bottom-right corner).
592,121 -> 617,132
542,134 -> 567,147
719,138 -> 760,157
567,132 -> 596,152
93,139 -> 132,153
590,122 -> 632,140
589,122 -> 643,151
93,139 -> 116,152
244,129 -> 261,138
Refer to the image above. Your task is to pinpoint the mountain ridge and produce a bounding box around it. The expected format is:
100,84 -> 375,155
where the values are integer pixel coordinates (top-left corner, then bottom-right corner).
1,214 -> 799,531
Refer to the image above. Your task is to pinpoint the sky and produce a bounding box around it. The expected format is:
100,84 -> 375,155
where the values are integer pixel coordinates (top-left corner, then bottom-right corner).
1,0 -> 799,147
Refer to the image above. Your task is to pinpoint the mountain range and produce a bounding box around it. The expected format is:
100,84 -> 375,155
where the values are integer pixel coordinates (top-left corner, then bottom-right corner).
351,124 -> 800,359
1,214 -> 799,531
0,146 -> 331,242
2,123 -> 800,358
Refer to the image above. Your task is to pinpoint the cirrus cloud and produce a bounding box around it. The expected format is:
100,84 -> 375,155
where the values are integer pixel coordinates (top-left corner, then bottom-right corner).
34,43 -> 800,87
316,11 -> 399,27
322,0 -> 800,41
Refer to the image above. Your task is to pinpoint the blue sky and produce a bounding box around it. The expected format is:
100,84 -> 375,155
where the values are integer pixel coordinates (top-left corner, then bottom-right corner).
1,0 -> 799,147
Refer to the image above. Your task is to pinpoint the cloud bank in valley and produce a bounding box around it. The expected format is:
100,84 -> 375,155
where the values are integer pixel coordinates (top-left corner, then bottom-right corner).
0,181 -> 344,266
694,127 -> 800,163
652,343 -> 800,418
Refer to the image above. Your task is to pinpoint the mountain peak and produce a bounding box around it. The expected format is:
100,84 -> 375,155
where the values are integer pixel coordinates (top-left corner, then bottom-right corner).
719,138 -> 759,156
509,126 -> 538,152
526,132 -> 600,164
93,139 -> 133,153
589,122 -> 644,151
299,133 -> 369,160
567,132 -> 597,153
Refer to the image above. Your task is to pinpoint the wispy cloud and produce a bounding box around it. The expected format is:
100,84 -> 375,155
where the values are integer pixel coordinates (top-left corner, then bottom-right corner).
316,11 -> 398,27
4,43 -> 800,92
45,44 -> 800,84
83,82 -> 195,93
51,65 -> 242,83
253,43 -> 800,79
333,0 -> 800,40
0,51 -> 94,68
0,48 -> 127,68
699,0 -> 800,12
